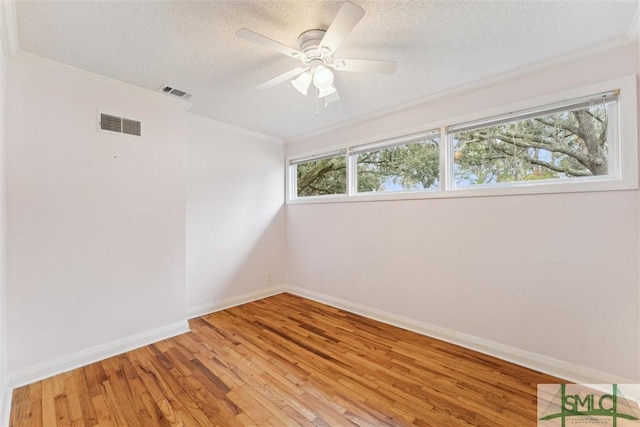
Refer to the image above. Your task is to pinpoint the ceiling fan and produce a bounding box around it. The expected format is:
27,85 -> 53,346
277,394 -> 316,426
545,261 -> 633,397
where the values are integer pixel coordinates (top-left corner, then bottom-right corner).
236,1 -> 397,104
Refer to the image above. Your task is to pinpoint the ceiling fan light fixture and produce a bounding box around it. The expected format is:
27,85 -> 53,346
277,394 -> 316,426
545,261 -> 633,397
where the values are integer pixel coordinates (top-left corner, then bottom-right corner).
318,83 -> 337,98
312,65 -> 334,89
237,2 -> 397,107
292,71 -> 312,95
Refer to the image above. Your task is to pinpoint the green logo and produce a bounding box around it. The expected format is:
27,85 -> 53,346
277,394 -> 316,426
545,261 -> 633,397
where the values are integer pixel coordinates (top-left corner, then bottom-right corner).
538,384 -> 640,427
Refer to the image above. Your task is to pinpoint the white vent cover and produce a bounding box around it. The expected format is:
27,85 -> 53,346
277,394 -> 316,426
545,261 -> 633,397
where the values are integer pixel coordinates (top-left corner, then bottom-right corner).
100,113 -> 142,136
159,85 -> 193,100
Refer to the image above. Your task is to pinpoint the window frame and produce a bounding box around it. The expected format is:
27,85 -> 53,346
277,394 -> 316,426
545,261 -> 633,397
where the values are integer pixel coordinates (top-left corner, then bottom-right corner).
446,90 -> 620,190
351,129 -> 442,196
288,149 -> 348,200
286,75 -> 637,204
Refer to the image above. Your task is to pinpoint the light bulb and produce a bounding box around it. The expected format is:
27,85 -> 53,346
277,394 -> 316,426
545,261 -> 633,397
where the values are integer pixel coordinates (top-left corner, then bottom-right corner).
313,66 -> 334,89
291,72 -> 312,95
318,83 -> 337,98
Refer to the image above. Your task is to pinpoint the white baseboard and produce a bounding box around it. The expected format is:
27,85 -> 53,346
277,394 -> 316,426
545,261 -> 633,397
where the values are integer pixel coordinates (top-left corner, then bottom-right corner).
186,285 -> 287,319
283,285 -> 636,385
0,384 -> 11,427
8,320 -> 190,389
6,285 -> 288,397
4,284 -> 634,422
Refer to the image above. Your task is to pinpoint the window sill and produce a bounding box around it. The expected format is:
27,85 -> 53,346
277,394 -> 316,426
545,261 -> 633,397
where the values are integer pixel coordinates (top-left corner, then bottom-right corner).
286,177 -> 637,205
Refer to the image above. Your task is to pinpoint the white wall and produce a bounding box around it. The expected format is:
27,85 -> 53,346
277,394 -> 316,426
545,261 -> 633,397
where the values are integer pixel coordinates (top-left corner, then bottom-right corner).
0,52 -> 289,388
0,14 -> 7,423
0,28 -> 635,416
186,114 -> 285,316
5,55 -> 189,374
286,43 -> 640,382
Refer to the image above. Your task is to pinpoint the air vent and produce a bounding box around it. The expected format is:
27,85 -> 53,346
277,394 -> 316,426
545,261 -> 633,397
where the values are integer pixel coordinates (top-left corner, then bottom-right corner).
99,113 -> 142,136
159,85 -> 193,100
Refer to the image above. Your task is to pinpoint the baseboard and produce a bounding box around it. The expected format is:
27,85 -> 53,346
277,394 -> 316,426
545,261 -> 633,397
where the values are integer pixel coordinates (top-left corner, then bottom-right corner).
0,384 -> 10,427
8,320 -> 190,389
283,285 -> 636,385
7,286 -> 288,390
4,284 -> 634,413
186,285 -> 287,319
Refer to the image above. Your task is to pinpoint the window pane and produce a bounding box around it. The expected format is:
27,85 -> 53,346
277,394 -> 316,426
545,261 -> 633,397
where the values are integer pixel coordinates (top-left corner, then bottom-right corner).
356,138 -> 440,193
296,154 -> 346,197
451,102 -> 613,186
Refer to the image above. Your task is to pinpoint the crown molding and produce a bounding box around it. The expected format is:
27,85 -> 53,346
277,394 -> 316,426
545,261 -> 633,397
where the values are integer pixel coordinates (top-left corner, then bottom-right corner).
286,37 -> 638,144
627,4 -> 640,42
0,0 -> 18,58
14,52 -> 194,111
1,0 -> 192,110
187,112 -> 283,144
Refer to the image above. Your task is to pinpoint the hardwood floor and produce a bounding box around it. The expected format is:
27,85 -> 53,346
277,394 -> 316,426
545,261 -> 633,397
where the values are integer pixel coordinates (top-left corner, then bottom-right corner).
10,293 -> 562,426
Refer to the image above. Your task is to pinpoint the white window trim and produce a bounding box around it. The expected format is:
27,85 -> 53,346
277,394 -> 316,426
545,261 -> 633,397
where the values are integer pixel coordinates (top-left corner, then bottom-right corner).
351,130 -> 441,196
286,75 -> 638,204
446,90 -> 620,190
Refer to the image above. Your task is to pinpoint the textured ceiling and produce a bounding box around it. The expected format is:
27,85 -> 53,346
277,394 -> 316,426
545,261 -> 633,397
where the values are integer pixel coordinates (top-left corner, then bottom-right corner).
14,0 -> 639,140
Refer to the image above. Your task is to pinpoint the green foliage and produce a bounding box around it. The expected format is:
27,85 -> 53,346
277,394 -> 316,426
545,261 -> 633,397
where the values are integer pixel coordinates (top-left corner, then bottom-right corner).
357,140 -> 440,192
296,156 -> 346,197
453,106 -> 608,185
295,105 -> 609,197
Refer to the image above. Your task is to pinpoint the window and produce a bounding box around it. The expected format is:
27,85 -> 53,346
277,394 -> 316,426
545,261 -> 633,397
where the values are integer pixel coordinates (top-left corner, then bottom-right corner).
353,131 -> 440,194
287,76 -> 636,203
291,150 -> 346,198
449,92 -> 617,187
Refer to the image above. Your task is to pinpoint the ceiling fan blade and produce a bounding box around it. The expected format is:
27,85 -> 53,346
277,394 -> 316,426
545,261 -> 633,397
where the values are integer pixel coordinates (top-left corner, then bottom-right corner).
236,28 -> 302,59
256,67 -> 306,90
319,2 -> 365,54
334,58 -> 397,74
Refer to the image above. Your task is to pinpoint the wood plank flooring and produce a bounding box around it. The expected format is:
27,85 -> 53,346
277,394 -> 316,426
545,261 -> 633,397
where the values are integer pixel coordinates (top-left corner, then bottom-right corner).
10,293 -> 562,426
